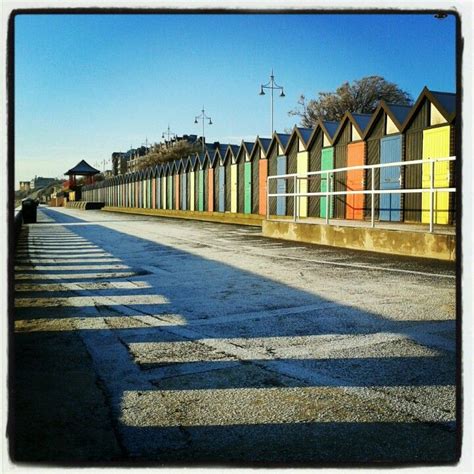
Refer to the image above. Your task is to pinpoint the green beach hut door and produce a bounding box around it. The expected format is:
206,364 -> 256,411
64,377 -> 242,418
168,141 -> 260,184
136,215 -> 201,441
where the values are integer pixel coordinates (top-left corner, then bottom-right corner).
320,148 -> 334,218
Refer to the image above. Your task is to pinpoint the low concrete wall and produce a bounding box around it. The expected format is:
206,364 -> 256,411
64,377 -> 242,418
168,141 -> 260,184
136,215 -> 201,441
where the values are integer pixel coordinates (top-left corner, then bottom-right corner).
66,201 -> 105,210
262,220 -> 456,261
103,206 -> 263,227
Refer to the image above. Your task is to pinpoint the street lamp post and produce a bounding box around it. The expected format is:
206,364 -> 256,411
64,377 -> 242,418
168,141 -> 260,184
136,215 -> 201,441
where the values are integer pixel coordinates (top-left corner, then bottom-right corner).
162,125 -> 176,142
194,106 -> 213,152
259,69 -> 285,136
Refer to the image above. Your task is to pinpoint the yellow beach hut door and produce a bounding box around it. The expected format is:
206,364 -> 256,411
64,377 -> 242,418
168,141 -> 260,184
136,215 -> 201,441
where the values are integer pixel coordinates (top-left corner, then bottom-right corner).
422,126 -> 450,224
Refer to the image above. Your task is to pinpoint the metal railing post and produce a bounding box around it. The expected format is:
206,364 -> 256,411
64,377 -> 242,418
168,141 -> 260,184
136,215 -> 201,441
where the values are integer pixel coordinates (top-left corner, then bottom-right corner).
266,176 -> 270,221
294,175 -> 297,222
371,169 -> 375,228
293,175 -> 299,222
430,159 -> 435,233
325,171 -> 329,225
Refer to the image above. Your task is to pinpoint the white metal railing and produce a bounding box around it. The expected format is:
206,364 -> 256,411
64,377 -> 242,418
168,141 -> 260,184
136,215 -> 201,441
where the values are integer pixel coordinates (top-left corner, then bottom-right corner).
267,156 -> 456,233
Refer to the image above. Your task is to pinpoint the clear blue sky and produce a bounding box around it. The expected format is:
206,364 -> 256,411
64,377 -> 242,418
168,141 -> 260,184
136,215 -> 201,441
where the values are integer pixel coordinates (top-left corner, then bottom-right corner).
14,12 -> 456,186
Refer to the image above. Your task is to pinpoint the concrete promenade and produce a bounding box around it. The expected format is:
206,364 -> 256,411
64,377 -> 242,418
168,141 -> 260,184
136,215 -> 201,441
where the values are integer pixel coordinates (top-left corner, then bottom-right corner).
11,206 -> 457,465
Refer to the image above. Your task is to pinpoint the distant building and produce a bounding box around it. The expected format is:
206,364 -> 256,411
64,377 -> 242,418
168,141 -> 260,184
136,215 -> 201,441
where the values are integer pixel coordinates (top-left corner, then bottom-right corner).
111,152 -> 128,176
30,176 -> 56,190
111,135 -> 202,176
111,147 -> 148,175
19,181 -> 31,192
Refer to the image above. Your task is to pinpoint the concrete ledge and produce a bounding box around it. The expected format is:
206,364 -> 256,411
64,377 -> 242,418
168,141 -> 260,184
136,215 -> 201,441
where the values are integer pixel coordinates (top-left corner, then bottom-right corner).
262,220 -> 456,261
66,201 -> 105,210
102,206 -> 264,227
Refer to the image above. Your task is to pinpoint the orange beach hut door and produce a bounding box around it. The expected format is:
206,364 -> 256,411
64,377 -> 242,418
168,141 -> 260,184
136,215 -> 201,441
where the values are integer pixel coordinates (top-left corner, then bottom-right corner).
345,142 -> 365,220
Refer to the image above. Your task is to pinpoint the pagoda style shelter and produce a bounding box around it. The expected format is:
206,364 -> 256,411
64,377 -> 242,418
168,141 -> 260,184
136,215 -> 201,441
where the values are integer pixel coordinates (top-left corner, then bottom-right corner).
65,160 -> 100,188
64,160 -> 100,200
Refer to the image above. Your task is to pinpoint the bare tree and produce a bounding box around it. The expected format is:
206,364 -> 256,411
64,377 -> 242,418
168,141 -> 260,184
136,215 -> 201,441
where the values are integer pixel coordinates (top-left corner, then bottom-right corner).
289,76 -> 413,126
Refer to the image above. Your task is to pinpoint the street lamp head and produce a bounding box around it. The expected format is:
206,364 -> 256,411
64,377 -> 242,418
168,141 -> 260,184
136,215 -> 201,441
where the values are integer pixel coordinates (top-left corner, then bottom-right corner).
259,87 -> 265,96
280,90 -> 286,98
194,118 -> 198,124
208,119 -> 213,125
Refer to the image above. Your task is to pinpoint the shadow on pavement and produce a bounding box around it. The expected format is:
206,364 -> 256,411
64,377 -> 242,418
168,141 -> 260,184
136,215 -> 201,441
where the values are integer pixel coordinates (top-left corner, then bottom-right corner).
10,207 -> 458,465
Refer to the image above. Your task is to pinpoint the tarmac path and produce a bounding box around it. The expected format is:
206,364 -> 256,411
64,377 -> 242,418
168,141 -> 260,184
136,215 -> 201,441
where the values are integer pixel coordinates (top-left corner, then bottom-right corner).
11,206 -> 458,465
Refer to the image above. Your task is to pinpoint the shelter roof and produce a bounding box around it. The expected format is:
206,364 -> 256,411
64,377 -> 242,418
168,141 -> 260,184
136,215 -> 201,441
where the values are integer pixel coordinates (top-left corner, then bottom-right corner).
66,160 -> 100,176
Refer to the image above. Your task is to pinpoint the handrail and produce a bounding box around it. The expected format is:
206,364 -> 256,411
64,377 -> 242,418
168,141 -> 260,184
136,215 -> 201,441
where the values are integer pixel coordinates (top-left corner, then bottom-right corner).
267,156 -> 455,181
266,156 -> 456,233
267,188 -> 456,197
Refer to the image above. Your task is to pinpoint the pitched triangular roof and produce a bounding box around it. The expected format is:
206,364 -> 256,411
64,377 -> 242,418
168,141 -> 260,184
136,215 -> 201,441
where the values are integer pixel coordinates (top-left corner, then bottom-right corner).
321,120 -> 339,139
363,101 -> 412,137
430,90 -> 456,116
351,113 -> 372,133
174,159 -> 183,173
276,132 -> 291,148
181,157 -> 190,172
258,137 -> 272,152
189,154 -> 199,170
236,140 -> 255,162
211,144 -> 231,167
287,126 -> 314,150
332,112 -> 371,143
402,86 -> 456,129
267,132 -> 291,156
296,127 -> 313,145
224,144 -> 240,164
242,141 -> 254,155
249,136 -> 272,160
306,119 -> 339,148
66,160 -> 100,176
387,103 -> 412,126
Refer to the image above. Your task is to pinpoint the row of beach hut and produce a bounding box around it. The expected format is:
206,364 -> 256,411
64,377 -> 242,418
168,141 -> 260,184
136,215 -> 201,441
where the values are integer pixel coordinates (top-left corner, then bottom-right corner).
82,87 -> 456,225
